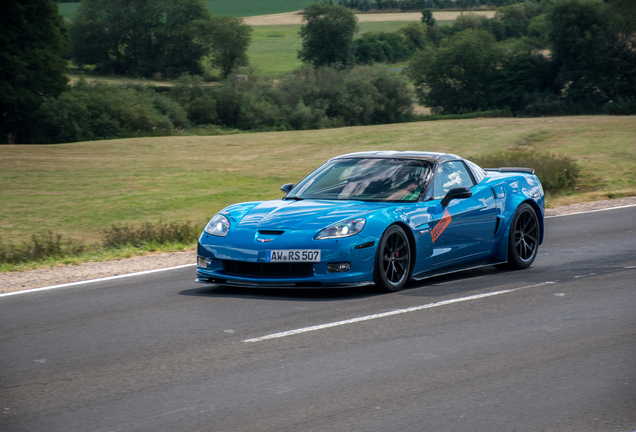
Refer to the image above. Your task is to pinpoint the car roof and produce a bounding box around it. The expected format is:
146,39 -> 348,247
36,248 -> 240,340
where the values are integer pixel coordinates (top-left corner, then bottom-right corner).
331,151 -> 462,164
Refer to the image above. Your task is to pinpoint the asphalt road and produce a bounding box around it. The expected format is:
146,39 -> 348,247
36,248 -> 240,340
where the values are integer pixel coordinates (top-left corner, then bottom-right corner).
1,207 -> 635,432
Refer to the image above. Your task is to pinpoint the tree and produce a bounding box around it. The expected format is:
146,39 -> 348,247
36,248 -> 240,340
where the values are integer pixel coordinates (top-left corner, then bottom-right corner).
399,22 -> 428,49
0,0 -> 68,143
547,0 -> 635,104
421,8 -> 436,26
453,13 -> 487,31
490,45 -> 558,112
354,31 -> 416,65
69,0 -> 212,78
407,29 -> 504,113
298,3 -> 358,68
194,16 -> 252,79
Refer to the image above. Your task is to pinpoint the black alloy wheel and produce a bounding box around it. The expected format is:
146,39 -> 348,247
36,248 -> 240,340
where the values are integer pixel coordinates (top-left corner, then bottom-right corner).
375,225 -> 411,292
506,203 -> 540,269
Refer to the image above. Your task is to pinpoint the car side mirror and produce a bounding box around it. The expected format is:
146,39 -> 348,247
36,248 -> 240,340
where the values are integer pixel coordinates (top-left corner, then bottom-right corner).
441,187 -> 472,207
280,183 -> 294,194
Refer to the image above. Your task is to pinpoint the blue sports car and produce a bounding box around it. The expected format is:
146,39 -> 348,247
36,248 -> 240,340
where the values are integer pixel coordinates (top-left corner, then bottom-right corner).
196,151 -> 544,292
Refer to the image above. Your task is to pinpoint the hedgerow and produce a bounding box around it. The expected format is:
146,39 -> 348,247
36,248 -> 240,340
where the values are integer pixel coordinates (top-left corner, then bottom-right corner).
29,65 -> 414,144
471,150 -> 580,193
0,220 -> 200,267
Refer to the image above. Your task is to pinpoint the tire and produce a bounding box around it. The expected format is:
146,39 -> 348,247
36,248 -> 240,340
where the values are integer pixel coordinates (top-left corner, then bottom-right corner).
375,225 -> 411,292
504,203 -> 540,270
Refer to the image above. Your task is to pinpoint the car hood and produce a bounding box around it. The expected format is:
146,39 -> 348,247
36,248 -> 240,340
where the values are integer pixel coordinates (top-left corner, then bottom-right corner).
230,199 -> 385,231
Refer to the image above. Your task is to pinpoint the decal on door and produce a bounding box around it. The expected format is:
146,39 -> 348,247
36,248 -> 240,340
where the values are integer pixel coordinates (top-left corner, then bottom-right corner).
431,209 -> 452,242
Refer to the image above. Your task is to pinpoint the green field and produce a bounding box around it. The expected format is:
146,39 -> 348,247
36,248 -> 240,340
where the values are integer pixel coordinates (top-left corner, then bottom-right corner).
59,2 -> 447,76
2,116 -> 635,250
205,0 -> 314,17
249,21 -> 425,75
59,1 -> 320,20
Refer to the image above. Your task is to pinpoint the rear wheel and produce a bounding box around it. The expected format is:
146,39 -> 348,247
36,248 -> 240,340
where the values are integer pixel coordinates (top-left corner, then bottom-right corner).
375,225 -> 411,292
504,203 -> 540,269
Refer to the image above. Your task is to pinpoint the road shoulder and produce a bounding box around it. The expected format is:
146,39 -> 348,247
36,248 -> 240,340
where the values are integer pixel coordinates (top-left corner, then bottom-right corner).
1,197 -> 635,294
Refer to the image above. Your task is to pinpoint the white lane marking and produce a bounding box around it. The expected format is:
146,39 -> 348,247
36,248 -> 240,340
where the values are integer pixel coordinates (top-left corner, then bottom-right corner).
0,264 -> 196,298
243,281 -> 556,342
2,204 -> 632,297
545,203 -> 636,218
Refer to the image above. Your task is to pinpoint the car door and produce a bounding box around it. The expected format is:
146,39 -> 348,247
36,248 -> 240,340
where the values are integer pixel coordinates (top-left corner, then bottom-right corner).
428,161 -> 498,269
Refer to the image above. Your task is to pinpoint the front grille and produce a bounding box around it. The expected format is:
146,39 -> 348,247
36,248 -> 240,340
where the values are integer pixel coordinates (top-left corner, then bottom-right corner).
258,230 -> 284,235
222,260 -> 312,277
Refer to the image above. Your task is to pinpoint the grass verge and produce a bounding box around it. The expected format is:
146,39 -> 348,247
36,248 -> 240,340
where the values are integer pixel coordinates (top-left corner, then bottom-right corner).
0,221 -> 200,273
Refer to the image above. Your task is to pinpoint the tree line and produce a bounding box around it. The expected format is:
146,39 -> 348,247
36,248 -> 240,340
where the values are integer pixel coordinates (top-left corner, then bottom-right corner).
1,0 -> 635,144
336,0 -> 527,10
31,66 -> 413,144
407,0 -> 636,115
301,0 -> 635,115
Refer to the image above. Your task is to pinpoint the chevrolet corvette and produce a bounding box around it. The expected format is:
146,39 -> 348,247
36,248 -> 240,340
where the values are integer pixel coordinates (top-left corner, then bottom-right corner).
196,151 -> 544,292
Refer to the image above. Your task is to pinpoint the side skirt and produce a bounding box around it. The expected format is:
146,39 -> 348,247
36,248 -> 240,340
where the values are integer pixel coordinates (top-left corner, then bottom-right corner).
410,259 -> 508,282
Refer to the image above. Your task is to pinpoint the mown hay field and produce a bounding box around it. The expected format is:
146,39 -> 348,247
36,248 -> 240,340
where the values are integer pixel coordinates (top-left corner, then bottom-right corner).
248,20 -> 437,75
1,116 -> 634,246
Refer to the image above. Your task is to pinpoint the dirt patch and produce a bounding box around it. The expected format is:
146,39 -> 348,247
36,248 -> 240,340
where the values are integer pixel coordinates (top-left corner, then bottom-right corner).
413,105 -> 432,115
244,11 -> 495,26
2,196 -> 634,295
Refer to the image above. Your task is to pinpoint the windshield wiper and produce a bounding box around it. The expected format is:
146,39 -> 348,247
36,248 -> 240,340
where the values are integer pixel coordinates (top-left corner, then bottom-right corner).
284,196 -> 304,201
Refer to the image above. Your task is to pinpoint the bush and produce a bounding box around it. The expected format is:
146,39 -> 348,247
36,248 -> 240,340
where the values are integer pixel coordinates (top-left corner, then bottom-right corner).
103,220 -> 200,248
29,64 -> 414,143
31,80 -> 190,143
0,220 -> 202,266
471,150 -> 580,193
518,92 -> 602,117
602,100 -> 636,115
211,65 -> 413,130
412,108 -> 513,121
354,31 -> 416,65
0,232 -> 85,264
311,65 -> 414,126
169,75 -> 218,125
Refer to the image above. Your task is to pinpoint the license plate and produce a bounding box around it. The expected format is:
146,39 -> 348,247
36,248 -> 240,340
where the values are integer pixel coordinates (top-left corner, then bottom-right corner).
266,250 -> 321,262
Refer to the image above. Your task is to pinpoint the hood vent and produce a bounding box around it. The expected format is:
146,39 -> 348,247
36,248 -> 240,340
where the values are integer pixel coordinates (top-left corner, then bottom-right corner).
259,230 -> 284,235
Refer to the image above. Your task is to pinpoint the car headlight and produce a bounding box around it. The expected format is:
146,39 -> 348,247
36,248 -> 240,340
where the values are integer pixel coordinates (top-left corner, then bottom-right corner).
314,218 -> 366,240
204,214 -> 230,237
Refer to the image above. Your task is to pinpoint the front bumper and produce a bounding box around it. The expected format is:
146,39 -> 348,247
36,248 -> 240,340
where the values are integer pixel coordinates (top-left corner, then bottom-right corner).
196,228 -> 378,288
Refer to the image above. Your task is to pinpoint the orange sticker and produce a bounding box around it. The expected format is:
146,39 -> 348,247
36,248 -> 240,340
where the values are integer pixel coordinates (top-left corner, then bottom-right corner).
431,209 -> 452,242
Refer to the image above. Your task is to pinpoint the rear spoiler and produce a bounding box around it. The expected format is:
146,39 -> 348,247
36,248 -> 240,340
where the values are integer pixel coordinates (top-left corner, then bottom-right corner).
484,167 -> 535,174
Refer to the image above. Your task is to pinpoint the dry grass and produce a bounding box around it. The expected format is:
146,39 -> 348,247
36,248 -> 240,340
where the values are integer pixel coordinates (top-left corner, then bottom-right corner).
244,10 -> 494,26
1,116 -> 634,247
66,74 -> 175,87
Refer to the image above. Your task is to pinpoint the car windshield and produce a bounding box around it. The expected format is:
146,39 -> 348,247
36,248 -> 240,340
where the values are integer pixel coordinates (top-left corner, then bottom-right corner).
287,158 -> 432,202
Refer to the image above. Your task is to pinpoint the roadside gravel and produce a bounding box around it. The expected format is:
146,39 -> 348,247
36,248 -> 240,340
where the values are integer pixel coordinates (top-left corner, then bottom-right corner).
1,197 -> 635,294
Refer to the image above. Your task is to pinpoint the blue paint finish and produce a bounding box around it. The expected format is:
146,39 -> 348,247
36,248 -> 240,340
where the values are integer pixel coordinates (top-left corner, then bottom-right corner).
196,152 -> 545,288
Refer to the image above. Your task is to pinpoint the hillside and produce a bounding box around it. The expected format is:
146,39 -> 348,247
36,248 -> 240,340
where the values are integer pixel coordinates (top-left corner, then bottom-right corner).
1,116 -> 634,247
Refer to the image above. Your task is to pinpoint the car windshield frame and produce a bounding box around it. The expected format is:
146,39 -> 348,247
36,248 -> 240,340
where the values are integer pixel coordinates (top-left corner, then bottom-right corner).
286,158 -> 433,203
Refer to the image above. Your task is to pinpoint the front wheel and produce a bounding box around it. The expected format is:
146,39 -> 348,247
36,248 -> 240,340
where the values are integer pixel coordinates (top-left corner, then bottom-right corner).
504,203 -> 540,270
375,225 -> 411,292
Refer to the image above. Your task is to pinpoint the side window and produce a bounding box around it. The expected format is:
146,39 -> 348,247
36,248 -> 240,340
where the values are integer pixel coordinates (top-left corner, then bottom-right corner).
465,159 -> 487,184
433,161 -> 475,200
